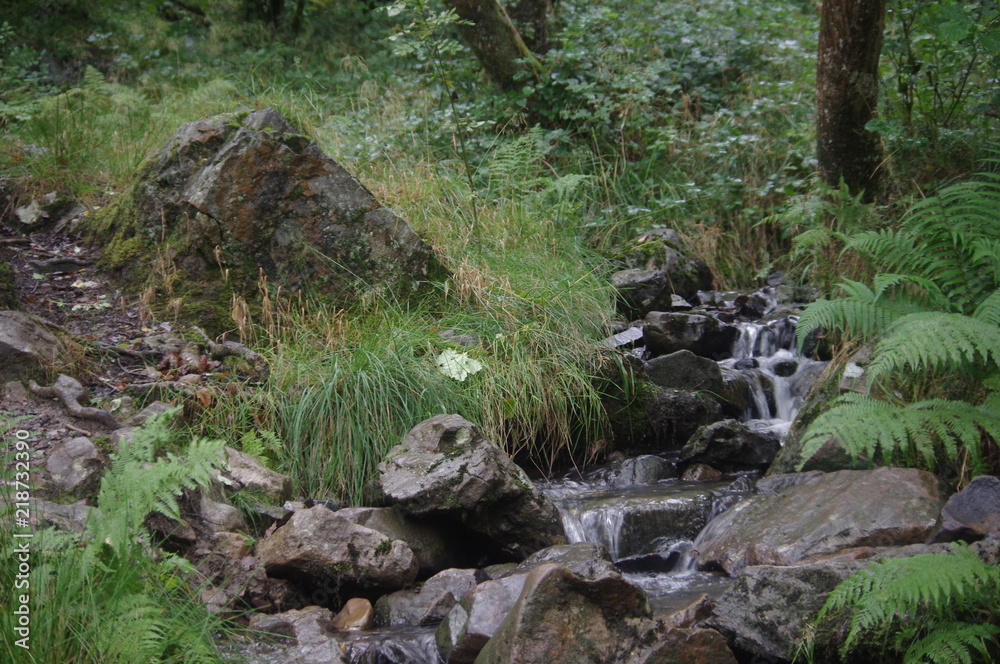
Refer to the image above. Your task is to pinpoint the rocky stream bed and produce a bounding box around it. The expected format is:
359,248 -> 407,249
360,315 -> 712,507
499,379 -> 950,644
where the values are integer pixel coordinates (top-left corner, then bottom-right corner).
3,108 -> 999,664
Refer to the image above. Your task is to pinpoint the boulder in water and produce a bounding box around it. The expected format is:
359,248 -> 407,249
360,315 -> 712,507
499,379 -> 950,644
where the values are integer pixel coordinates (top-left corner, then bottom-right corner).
332,598 -> 374,631
376,414 -> 565,559
249,605 -> 338,645
680,419 -> 781,473
644,350 -> 725,395
514,542 -> 619,579
693,467 -> 947,575
629,627 -> 738,664
436,572 -> 529,663
643,312 -> 738,359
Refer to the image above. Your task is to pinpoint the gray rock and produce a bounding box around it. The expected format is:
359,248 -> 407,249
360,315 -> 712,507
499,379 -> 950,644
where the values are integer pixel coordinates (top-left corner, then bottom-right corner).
375,568 -> 481,627
934,474 -> 1000,542
124,400 -> 177,427
436,573 -> 529,664
224,446 -> 294,502
82,107 -> 434,334
514,542 -> 618,579
694,467 -> 947,574
606,455 -> 677,488
754,471 -> 824,495
28,498 -> 95,532
680,420 -> 781,473
644,350 -> 725,395
376,414 -> 565,559
643,312 -> 738,359
705,560 -> 865,662
45,436 -> 102,493
627,628 -> 737,664
198,497 -> 246,533
611,269 -> 671,319
249,606 -> 337,645
336,505 -> 469,575
0,310 -> 61,382
645,387 -> 723,451
472,563 -> 651,664
256,505 -> 418,596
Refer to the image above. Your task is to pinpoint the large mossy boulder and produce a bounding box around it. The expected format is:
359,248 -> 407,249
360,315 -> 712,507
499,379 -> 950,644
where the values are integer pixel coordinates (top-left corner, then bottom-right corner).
611,229 -> 713,319
81,107 -> 436,333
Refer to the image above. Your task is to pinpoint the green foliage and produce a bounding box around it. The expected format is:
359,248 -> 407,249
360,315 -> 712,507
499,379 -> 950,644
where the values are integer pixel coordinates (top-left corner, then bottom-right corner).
94,409 -> 226,548
796,161 -> 1000,473
237,428 -> 284,468
814,543 -> 1000,664
0,412 -> 232,664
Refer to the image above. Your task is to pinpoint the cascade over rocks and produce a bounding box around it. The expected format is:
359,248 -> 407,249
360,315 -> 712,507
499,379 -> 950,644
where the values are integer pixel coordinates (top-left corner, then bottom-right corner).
693,467 -> 947,575
81,107 -> 435,333
472,562 -> 652,664
376,414 -> 566,559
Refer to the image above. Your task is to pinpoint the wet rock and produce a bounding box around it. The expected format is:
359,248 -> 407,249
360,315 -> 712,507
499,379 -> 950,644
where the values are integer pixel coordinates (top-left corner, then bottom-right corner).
375,568 -> 481,627
754,471 -> 824,495
628,628 -> 737,664
694,467 -> 947,575
0,310 -> 61,382
224,446 -> 294,503
515,542 -> 619,579
250,605 -> 337,645
643,312 -> 737,359
256,505 -> 418,597
473,563 -> 651,664
705,560 -> 865,663
436,573 -> 529,664
45,436 -> 102,494
645,388 -> 723,452
718,368 -> 751,417
606,455 -> 677,488
332,598 -> 374,631
376,414 -> 565,559
771,359 -> 797,377
82,107 -> 435,333
680,420 -> 781,473
644,350 -> 725,395
660,593 -> 715,630
336,505 -> 472,575
681,464 -> 723,482
934,475 -> 1000,542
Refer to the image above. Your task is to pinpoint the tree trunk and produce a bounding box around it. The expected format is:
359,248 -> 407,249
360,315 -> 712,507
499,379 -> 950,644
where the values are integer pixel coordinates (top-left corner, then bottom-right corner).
816,0 -> 886,202
508,0 -> 552,54
444,0 -> 542,91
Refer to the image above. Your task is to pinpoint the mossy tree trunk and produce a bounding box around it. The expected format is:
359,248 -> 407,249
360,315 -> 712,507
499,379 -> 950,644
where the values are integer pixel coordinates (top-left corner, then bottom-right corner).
816,0 -> 886,202
508,0 -> 553,54
444,0 -> 543,91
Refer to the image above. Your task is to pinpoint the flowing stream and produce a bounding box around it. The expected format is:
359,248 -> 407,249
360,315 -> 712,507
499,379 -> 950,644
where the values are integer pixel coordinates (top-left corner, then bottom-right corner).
237,308 -> 824,661
539,311 -> 825,613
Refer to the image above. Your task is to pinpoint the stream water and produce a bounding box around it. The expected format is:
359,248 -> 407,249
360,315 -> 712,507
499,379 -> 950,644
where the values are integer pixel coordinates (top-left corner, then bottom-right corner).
239,306 -> 824,663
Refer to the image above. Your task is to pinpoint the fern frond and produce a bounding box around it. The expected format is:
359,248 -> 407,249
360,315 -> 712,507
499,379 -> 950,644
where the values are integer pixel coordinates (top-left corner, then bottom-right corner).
866,312 -> 1000,383
905,622 -> 1000,664
795,278 -> 926,348
820,543 -> 1000,653
847,228 -> 918,272
973,289 -> 1000,326
798,393 -> 1000,469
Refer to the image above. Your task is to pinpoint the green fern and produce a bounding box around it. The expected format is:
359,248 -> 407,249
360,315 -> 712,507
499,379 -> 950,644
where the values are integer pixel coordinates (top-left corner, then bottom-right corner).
815,543 -> 1000,664
94,410 -> 226,548
796,159 -> 1000,472
799,392 -> 1000,468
